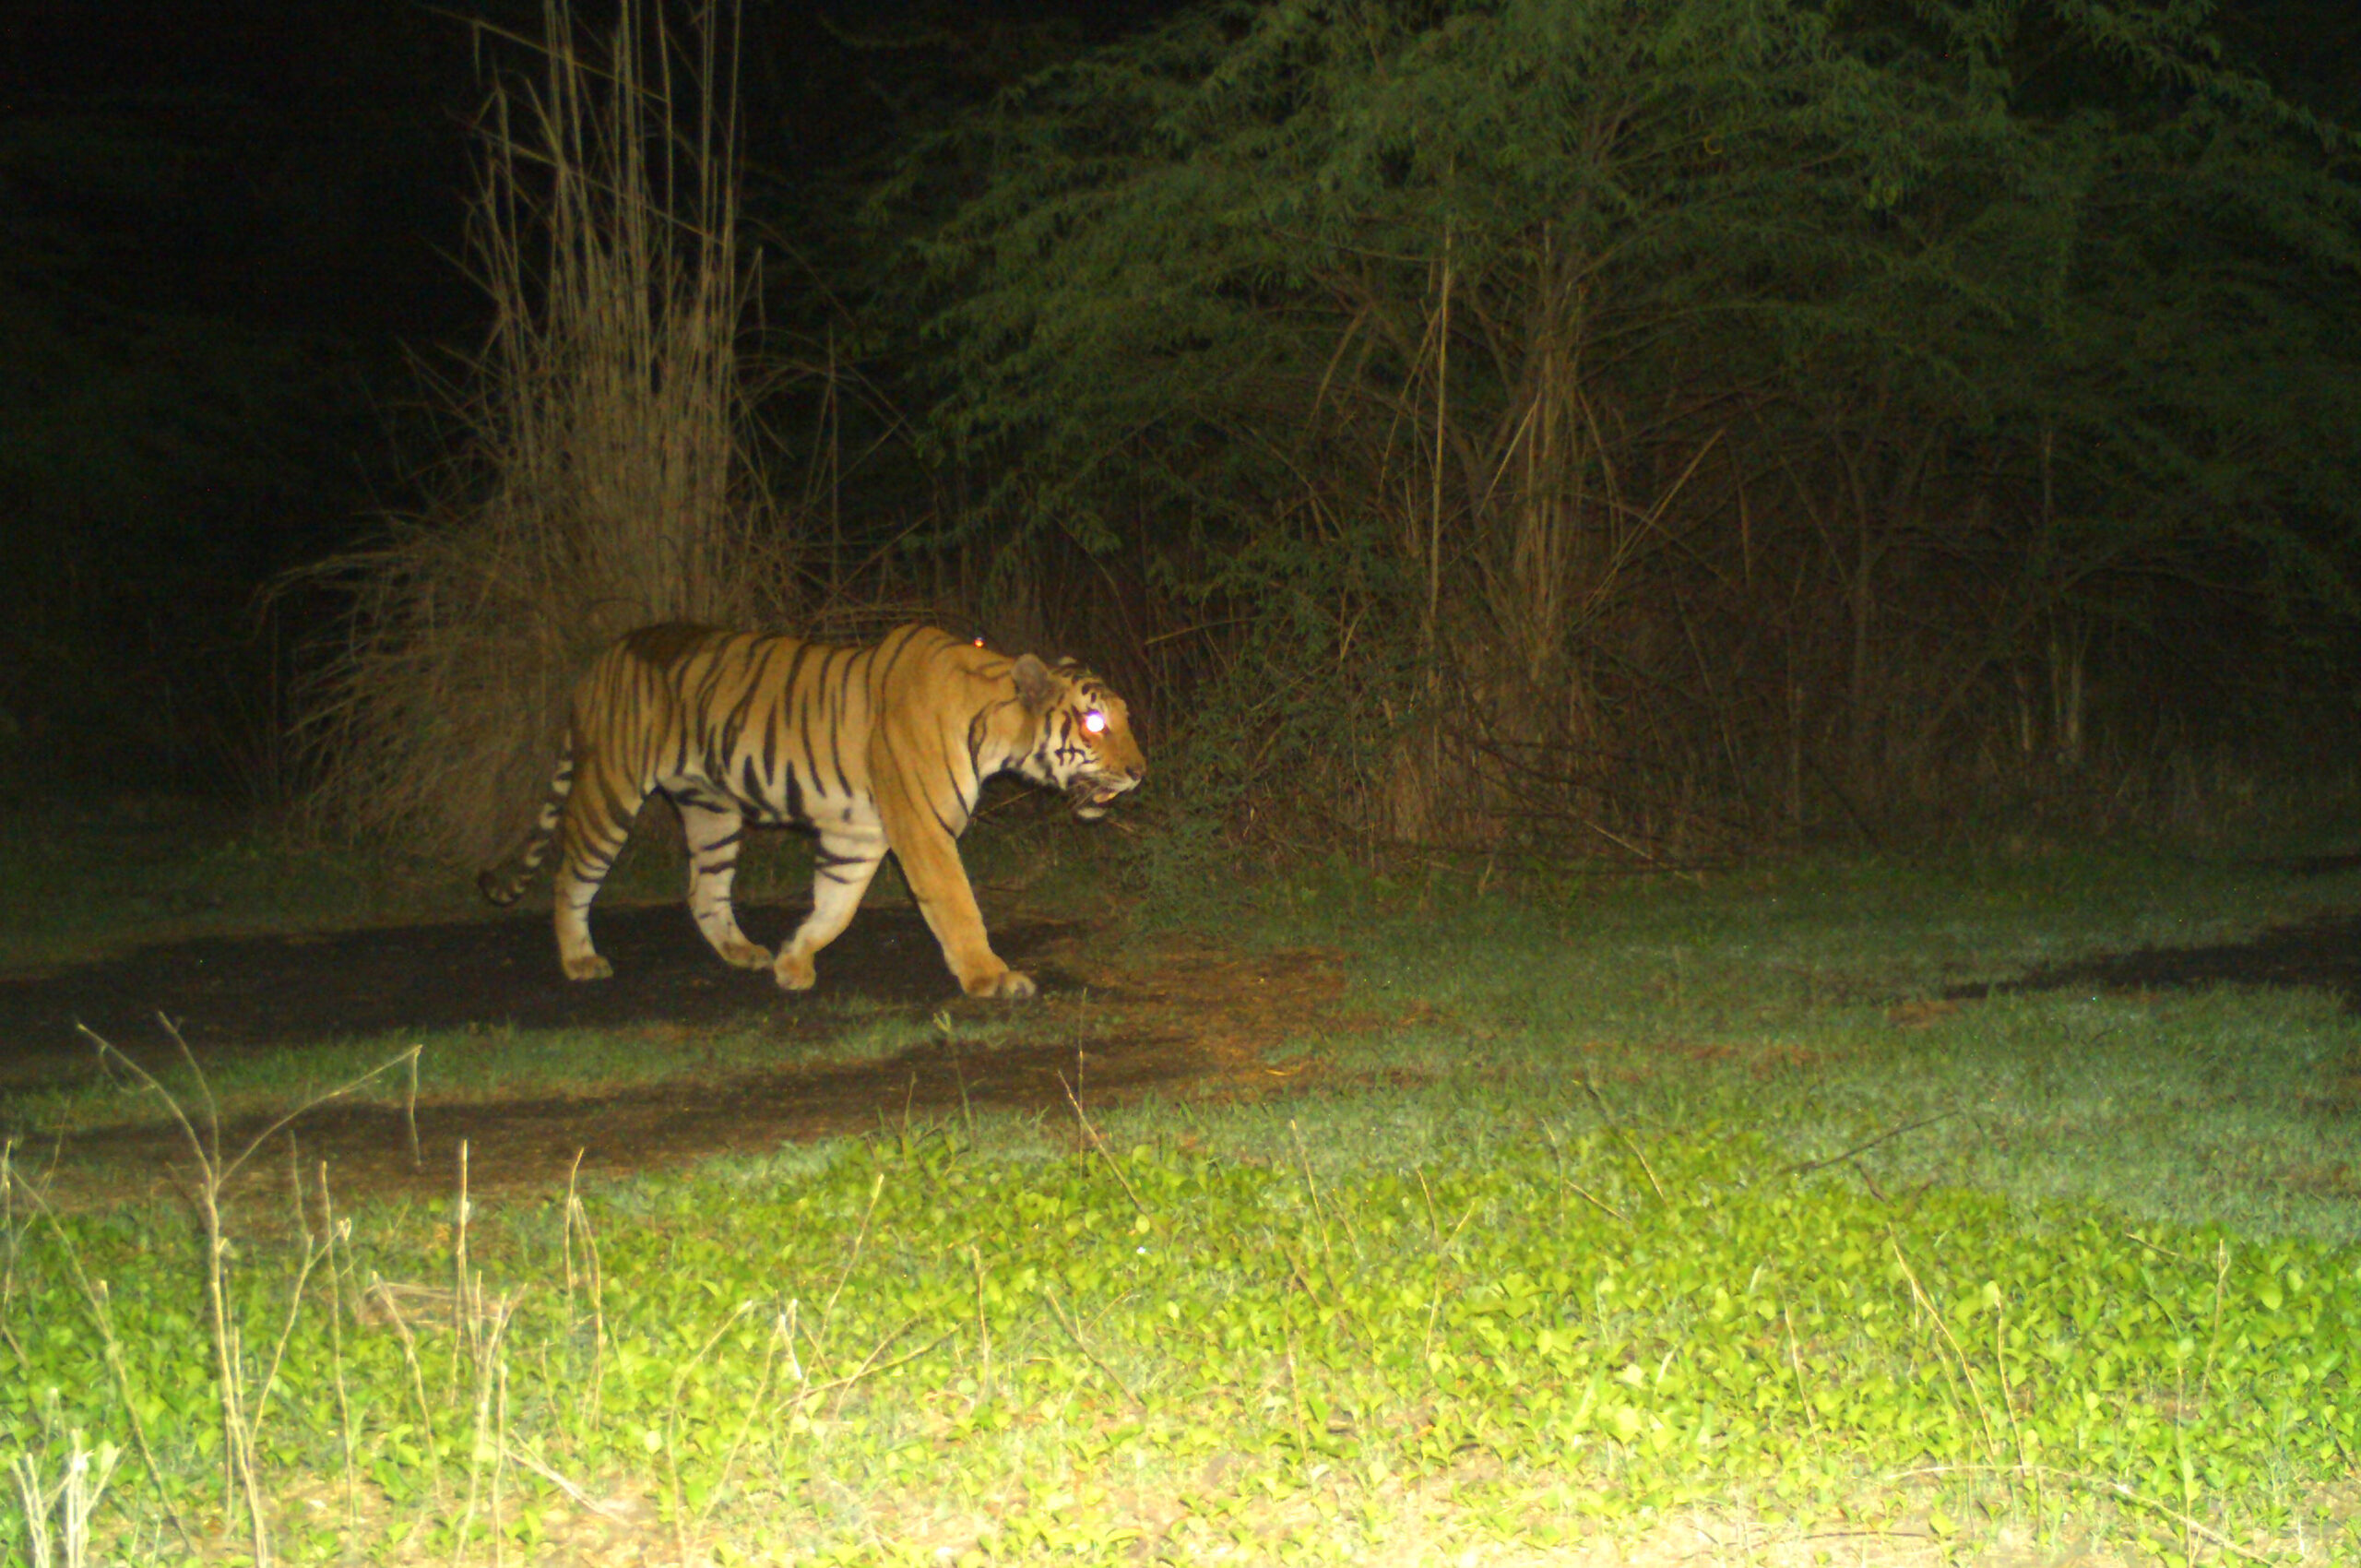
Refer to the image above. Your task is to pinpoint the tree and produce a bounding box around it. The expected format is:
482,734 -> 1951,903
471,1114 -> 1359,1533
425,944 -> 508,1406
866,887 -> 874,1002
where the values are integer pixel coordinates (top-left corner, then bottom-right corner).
890,0 -> 2361,849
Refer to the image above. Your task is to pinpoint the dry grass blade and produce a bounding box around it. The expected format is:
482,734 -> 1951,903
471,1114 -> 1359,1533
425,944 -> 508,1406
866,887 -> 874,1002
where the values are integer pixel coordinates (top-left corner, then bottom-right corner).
1057,1072 -> 1146,1216
1784,1111 -> 1960,1177
1042,1285 -> 1142,1408
1891,1465 -> 2274,1563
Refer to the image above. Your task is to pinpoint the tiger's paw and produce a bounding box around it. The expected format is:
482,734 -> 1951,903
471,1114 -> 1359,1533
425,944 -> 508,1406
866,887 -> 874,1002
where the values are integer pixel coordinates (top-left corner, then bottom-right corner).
773,950 -> 818,992
718,939 -> 772,970
564,954 -> 614,981
962,968 -> 1038,1001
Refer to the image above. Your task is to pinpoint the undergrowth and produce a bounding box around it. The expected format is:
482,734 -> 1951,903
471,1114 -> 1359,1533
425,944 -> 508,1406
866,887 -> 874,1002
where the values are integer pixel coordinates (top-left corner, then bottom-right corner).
6,1099 -> 2358,1565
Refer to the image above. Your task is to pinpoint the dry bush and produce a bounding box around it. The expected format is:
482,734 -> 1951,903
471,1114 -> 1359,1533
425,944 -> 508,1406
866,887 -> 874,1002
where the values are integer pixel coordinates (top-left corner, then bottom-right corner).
1259,243 -> 1740,863
297,0 -> 789,868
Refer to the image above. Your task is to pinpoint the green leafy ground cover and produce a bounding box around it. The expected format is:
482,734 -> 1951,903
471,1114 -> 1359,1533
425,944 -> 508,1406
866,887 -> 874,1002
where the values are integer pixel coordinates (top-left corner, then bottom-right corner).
8,1111 -> 2359,1564
7,834 -> 2361,1562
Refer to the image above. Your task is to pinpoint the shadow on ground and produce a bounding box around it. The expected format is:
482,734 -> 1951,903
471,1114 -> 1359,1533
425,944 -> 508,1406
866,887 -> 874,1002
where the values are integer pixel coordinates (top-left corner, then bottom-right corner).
1944,910 -> 2361,1012
0,902 -> 1077,1072
60,1031 -> 1223,1204
25,863 -> 2361,1206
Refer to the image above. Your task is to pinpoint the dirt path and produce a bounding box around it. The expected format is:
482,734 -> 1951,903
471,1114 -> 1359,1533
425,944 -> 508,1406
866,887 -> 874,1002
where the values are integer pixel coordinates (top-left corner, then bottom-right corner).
0,903 -> 1083,1070
0,906 -> 1344,1205
9,885 -> 2361,1208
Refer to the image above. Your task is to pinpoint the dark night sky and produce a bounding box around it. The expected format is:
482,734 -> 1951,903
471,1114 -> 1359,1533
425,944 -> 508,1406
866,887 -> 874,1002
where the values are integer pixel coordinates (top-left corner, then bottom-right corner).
0,0 -> 1185,542
0,0 -> 1182,356
4,0 -> 483,347
0,0 -> 1176,643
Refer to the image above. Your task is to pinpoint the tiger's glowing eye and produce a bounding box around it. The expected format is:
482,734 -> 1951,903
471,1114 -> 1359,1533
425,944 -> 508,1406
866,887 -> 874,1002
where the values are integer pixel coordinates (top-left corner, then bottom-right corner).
1082,710 -> 1108,735
972,636 -> 986,647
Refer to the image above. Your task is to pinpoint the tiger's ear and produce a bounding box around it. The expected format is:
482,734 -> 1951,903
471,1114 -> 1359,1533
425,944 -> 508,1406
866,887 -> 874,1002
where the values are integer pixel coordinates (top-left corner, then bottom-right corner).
1012,654 -> 1057,713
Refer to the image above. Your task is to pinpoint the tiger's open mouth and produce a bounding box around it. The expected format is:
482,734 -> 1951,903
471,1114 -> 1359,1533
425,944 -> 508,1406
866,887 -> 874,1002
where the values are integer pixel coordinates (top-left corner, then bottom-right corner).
1067,776 -> 1135,820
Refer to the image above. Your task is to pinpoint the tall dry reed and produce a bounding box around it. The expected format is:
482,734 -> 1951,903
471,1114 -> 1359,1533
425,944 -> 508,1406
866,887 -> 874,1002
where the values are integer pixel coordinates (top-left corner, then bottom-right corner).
299,0 -> 788,867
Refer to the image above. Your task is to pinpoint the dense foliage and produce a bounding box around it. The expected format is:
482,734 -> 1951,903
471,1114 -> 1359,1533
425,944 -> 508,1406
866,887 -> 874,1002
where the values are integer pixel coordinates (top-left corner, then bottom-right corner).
878,0 -> 2361,850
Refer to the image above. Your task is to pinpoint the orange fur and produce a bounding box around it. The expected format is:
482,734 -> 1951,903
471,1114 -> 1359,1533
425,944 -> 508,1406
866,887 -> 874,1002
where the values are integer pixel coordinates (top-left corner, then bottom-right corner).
481,624 -> 1145,998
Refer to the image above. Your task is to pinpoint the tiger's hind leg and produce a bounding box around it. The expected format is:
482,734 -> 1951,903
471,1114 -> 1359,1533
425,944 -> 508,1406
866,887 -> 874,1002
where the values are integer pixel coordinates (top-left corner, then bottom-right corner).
552,767 -> 649,981
773,827 -> 885,991
677,797 -> 771,970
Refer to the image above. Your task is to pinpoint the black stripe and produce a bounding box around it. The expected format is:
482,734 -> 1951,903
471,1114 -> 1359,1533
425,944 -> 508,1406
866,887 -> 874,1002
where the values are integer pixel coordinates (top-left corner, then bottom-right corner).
779,759 -> 807,825
782,642 -> 822,798
872,624 -> 924,686
967,707 -> 992,774
820,646 -> 857,800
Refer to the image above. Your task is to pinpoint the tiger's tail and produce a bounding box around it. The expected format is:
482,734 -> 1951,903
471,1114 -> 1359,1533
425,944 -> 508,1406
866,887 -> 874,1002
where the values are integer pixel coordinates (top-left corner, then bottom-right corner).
477,753 -> 575,906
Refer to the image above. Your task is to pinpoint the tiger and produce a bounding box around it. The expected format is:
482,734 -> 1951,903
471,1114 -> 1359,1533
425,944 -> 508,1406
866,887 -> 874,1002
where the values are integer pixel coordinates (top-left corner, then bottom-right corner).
479,623 -> 1145,999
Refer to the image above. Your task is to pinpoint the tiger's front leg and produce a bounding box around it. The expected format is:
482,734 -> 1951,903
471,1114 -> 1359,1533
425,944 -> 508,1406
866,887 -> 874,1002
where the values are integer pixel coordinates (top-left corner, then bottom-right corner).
884,801 -> 1034,1000
773,828 -> 885,991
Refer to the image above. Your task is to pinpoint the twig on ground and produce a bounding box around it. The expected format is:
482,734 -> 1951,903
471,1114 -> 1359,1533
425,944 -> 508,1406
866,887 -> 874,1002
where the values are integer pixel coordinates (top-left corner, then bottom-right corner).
1044,1285 -> 1141,1408
1783,1111 -> 1958,1177
1058,1073 -> 1145,1216
1535,1119 -> 1629,1223
501,1443 -> 634,1523
1579,1075 -> 1666,1201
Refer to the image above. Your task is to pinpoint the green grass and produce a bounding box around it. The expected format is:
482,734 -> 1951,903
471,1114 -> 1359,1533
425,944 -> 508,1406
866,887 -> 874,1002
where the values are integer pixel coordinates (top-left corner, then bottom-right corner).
1234,843 -> 2361,1244
10,1004 -> 1071,1141
8,824 -> 2361,1562
9,1109 -> 2359,1564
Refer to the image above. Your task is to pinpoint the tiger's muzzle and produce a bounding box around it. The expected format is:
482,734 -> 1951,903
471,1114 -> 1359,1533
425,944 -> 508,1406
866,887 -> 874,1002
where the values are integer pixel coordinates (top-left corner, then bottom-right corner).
1067,763 -> 1145,821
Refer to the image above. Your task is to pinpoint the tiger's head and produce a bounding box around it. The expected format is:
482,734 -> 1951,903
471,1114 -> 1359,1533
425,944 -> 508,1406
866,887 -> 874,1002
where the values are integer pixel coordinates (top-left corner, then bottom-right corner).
1012,655 -> 1145,820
